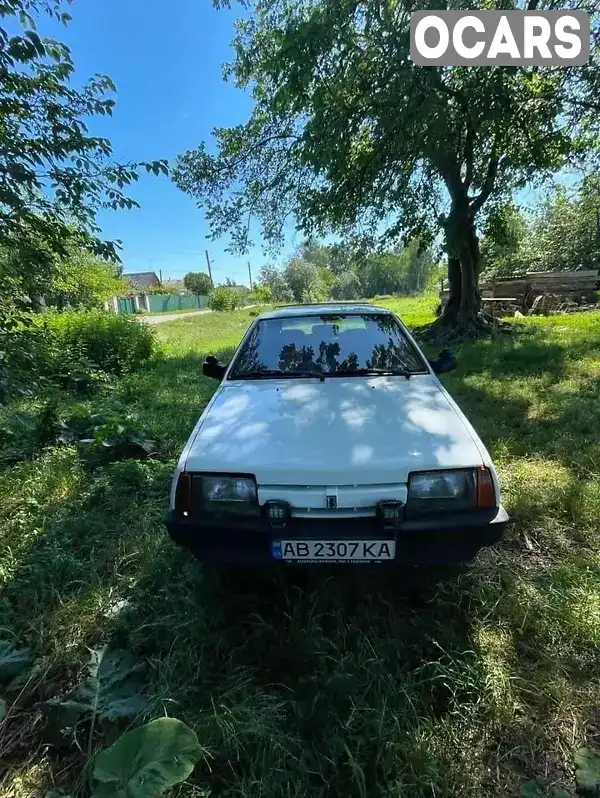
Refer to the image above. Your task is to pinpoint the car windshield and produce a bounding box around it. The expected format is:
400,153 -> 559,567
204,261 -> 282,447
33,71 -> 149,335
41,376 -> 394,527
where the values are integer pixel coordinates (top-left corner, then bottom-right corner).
228,313 -> 428,378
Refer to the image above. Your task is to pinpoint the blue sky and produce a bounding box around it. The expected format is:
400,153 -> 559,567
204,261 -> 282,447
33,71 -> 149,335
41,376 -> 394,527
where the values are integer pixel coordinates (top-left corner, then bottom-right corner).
37,0 -> 299,286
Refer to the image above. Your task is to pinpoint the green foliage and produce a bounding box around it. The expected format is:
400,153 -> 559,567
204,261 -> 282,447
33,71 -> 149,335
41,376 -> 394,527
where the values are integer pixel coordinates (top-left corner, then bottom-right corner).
482,176 -> 600,277
43,311 -> 155,375
283,253 -> 330,303
46,647 -> 147,727
258,265 -> 293,302
260,240 -> 439,304
2,303 -> 600,796
92,718 -> 204,798
521,781 -> 546,797
520,782 -> 569,798
45,249 -> 130,310
0,641 -> 31,682
183,272 -> 212,295
575,747 -> 600,796
0,1 -> 168,317
249,284 -> 272,304
208,285 -> 243,312
356,243 -> 438,298
57,406 -> 158,463
330,271 -> 361,301
481,203 -> 528,278
525,178 -> 600,274
173,0 -> 600,324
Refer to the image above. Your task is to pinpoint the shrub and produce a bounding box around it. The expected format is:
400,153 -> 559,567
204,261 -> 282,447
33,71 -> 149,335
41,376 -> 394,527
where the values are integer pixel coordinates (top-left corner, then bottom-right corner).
43,310 -> 155,375
0,320 -> 52,403
208,286 -> 242,312
249,284 -> 273,304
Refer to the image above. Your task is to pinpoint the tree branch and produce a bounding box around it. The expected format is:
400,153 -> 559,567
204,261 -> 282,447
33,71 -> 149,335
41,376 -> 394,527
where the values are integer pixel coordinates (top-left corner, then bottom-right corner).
471,150 -> 500,213
463,120 -> 475,191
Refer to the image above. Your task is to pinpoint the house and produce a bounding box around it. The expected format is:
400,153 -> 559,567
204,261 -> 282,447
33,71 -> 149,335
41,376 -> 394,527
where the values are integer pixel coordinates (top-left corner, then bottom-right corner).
226,283 -> 249,294
163,278 -> 186,293
124,271 -> 160,290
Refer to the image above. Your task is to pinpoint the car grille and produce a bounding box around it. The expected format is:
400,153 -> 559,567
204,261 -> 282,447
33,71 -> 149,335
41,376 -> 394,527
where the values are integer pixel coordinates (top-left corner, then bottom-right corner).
257,482 -> 407,518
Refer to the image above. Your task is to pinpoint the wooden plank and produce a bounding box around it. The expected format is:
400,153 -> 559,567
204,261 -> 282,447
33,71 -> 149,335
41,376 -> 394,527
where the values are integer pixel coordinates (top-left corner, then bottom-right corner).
482,297 -> 518,302
524,269 -> 598,279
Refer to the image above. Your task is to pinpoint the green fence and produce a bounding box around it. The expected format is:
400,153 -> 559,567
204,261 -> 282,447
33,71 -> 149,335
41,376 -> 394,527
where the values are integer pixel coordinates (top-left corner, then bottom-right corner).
117,297 -> 136,314
146,294 -> 208,313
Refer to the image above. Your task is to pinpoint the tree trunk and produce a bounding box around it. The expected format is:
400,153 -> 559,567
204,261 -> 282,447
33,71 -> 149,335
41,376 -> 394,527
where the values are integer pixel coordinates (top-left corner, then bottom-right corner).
420,196 -> 500,343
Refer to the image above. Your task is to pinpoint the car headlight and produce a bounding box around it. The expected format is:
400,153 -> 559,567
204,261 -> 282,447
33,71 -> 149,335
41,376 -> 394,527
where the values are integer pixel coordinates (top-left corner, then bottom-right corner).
407,468 -> 495,516
198,475 -> 259,515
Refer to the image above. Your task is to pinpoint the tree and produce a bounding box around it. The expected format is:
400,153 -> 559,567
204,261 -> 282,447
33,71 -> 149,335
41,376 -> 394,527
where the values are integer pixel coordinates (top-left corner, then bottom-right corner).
480,203 -> 529,278
359,251 -> 406,298
396,240 -> 439,295
258,265 -> 293,302
283,257 -> 319,302
524,178 -> 600,273
173,0 -> 600,341
481,178 -> 600,278
183,272 -> 212,295
45,249 -> 130,309
0,0 -> 167,321
331,271 -> 361,301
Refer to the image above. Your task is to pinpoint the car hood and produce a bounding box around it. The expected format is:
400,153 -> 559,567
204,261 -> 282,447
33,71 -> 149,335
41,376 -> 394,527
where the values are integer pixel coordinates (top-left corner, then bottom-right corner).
184,375 -> 485,486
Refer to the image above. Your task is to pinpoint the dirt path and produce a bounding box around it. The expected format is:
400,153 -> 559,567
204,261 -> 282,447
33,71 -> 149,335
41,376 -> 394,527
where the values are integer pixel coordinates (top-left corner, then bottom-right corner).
138,309 -> 212,325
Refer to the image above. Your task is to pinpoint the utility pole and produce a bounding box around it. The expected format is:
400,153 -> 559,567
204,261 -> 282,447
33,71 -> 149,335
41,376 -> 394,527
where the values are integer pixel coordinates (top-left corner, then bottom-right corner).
248,261 -> 253,291
205,250 -> 214,288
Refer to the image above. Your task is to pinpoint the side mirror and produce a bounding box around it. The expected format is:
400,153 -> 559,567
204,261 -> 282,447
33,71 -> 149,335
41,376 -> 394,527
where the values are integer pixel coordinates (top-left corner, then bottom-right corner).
429,349 -> 457,375
203,355 -> 227,381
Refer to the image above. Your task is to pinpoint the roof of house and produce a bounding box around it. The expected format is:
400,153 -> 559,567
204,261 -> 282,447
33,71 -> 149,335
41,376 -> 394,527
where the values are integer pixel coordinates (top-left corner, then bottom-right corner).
258,302 -> 390,320
124,271 -> 160,288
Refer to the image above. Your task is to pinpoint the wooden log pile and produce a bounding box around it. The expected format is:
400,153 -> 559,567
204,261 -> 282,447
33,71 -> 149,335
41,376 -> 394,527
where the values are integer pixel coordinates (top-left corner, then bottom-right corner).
440,270 -> 599,314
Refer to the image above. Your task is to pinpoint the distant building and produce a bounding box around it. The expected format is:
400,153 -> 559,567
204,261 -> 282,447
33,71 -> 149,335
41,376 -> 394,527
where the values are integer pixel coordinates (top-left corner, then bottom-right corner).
225,284 -> 249,294
163,278 -> 186,293
124,271 -> 160,290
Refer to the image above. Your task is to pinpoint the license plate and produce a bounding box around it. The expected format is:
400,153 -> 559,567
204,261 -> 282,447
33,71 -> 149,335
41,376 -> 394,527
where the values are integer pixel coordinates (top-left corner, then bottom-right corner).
272,540 -> 396,562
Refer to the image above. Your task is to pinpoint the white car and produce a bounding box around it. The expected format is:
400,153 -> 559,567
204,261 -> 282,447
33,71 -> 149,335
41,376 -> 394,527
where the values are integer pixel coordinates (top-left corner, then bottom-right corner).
166,303 -> 507,565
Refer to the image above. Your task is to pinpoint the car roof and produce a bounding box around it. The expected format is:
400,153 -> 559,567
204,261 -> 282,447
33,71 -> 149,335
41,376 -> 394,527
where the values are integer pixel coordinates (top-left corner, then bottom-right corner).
257,302 -> 393,321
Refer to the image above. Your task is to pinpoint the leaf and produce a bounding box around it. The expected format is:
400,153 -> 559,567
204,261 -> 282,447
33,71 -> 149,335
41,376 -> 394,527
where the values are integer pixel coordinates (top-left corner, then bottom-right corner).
575,747 -> 600,796
45,648 -> 147,726
0,641 -> 31,683
0,697 -> 6,721
92,718 -> 204,798
521,781 -> 545,798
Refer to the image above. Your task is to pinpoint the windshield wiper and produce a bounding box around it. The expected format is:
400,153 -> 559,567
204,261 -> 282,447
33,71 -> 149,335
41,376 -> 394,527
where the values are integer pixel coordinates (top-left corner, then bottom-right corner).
332,368 -> 412,380
232,369 -> 326,382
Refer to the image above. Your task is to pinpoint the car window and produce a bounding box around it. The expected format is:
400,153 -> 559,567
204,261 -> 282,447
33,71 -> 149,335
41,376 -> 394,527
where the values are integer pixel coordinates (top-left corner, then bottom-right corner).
228,314 -> 428,377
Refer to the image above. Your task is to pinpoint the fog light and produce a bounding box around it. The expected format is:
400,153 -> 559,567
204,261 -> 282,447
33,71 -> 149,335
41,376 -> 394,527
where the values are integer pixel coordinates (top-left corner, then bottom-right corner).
376,500 -> 404,529
265,501 -> 290,527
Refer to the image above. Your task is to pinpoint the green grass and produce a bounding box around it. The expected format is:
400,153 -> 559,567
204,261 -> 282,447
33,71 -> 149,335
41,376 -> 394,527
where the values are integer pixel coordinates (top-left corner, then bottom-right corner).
1,297 -> 600,797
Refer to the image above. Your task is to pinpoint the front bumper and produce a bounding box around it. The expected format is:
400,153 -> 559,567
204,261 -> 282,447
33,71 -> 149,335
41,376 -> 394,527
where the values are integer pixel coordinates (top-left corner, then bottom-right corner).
165,506 -> 509,565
